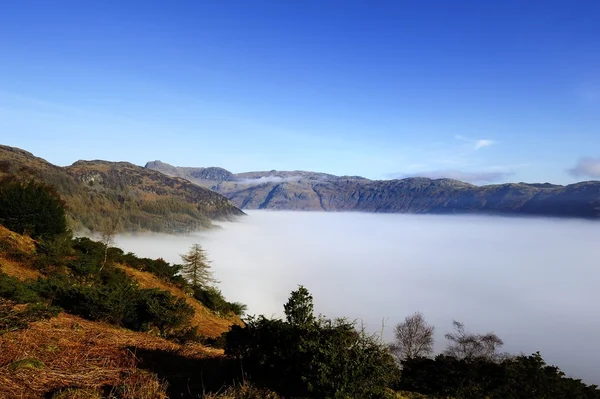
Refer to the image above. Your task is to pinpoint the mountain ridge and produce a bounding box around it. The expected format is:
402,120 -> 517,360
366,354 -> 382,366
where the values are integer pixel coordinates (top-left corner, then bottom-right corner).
0,145 -> 245,233
145,161 -> 600,219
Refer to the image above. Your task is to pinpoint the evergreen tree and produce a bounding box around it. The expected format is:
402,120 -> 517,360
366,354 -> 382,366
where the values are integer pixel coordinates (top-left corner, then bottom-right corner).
284,285 -> 315,327
179,244 -> 216,289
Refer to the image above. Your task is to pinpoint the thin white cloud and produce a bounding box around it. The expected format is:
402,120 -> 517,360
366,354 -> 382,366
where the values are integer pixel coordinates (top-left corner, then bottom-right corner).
474,139 -> 495,150
455,135 -> 497,150
567,158 -> 600,179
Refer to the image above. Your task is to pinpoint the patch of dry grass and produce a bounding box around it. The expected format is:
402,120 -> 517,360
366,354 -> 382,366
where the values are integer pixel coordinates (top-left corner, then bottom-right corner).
0,225 -> 41,281
204,384 -> 282,399
0,313 -> 222,398
0,256 -> 42,281
116,264 -> 242,338
0,225 -> 35,254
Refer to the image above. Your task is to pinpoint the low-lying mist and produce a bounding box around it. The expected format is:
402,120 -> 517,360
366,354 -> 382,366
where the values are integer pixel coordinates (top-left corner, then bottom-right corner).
115,211 -> 600,383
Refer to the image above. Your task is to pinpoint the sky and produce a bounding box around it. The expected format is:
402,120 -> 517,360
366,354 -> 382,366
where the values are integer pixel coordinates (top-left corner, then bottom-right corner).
115,212 -> 600,383
0,0 -> 599,184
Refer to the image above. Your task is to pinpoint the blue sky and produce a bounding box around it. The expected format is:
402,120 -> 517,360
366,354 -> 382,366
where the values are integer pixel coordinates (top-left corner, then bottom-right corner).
0,0 -> 599,184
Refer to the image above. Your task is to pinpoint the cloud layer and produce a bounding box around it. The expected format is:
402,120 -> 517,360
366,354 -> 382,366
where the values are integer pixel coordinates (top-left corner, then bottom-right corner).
568,158 -> 600,179
115,212 -> 600,384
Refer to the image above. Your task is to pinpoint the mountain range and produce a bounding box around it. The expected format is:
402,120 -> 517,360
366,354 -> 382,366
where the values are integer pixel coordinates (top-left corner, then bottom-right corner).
145,160 -> 600,219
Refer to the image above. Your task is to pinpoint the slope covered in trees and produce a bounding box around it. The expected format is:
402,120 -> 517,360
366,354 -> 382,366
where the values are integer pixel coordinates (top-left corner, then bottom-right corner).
0,144 -> 244,233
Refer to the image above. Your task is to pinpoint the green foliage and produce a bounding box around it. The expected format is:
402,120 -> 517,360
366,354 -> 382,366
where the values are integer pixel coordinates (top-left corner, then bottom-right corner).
0,271 -> 42,303
130,289 -> 195,336
8,358 -> 46,371
284,285 -> 315,327
117,251 -> 186,286
0,177 -> 68,238
35,270 -> 194,337
34,232 -> 75,271
399,353 -> 600,399
225,287 -> 399,399
0,234 -> 196,339
180,243 -> 216,289
193,286 -> 246,316
0,299 -> 60,334
228,302 -> 248,317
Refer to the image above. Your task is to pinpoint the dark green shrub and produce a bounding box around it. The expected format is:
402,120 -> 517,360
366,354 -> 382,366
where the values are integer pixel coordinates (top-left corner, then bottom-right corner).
228,302 -> 248,317
225,286 -> 399,399
0,271 -> 41,303
193,286 -> 246,316
129,289 -> 194,336
399,353 -> 600,399
116,252 -> 185,286
35,271 -> 134,325
37,272 -> 194,337
0,177 -> 68,238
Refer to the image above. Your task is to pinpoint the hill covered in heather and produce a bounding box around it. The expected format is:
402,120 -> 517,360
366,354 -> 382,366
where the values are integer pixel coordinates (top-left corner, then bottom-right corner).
0,145 -> 244,233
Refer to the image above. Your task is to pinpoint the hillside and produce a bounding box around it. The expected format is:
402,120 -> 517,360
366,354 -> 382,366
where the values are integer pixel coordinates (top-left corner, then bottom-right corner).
146,161 -> 600,219
0,222 -> 242,398
0,145 -> 244,233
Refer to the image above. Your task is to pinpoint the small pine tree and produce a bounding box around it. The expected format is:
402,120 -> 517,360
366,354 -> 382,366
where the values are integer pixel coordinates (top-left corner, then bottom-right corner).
284,285 -> 315,327
180,244 -> 217,289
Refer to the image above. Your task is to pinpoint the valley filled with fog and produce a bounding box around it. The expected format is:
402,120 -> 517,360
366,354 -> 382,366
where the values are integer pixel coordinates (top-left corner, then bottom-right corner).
115,211 -> 600,383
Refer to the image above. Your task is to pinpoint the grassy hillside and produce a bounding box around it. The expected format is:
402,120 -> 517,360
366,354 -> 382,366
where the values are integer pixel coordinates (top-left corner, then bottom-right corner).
115,264 -> 241,339
0,144 -> 244,233
0,226 -> 243,398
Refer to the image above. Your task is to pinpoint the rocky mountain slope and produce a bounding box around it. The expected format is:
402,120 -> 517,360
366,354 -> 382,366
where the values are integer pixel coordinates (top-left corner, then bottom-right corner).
0,145 -> 244,233
146,161 -> 600,219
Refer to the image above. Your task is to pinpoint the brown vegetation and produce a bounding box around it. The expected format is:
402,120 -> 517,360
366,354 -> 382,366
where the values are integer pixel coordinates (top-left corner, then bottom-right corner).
0,312 -> 222,398
116,264 -> 242,338
0,225 -> 40,281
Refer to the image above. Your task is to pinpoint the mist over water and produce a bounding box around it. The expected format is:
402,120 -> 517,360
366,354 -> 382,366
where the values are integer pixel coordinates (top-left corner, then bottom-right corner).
115,211 -> 600,383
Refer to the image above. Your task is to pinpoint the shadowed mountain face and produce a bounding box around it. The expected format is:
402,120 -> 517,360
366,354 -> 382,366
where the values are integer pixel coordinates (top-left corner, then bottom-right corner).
0,146 -> 244,233
145,161 -> 600,219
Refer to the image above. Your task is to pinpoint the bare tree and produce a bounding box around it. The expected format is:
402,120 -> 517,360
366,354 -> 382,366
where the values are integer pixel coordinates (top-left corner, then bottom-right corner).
444,320 -> 505,361
180,244 -> 218,289
99,214 -> 120,272
390,312 -> 435,362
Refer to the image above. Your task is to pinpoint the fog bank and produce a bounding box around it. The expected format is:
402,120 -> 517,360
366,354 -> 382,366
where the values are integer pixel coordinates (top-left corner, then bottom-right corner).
115,211 -> 600,383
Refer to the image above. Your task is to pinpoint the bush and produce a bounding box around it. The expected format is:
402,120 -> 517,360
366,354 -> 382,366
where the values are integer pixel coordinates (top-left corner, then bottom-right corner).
116,252 -> 185,286
0,177 -> 68,238
399,353 -> 600,399
225,287 -> 399,398
0,299 -> 59,334
193,286 -> 246,316
34,232 -> 74,271
0,272 -> 41,303
129,289 -> 194,336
